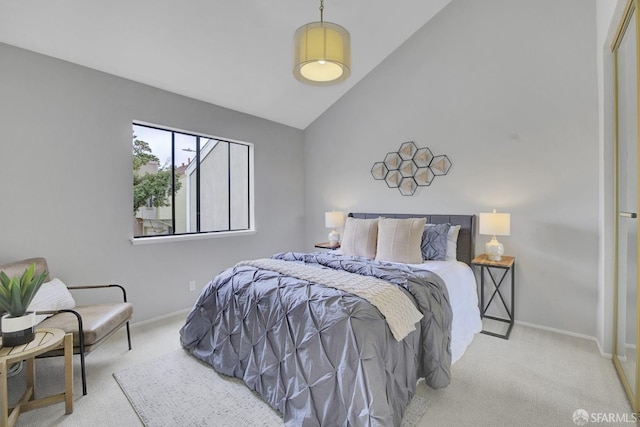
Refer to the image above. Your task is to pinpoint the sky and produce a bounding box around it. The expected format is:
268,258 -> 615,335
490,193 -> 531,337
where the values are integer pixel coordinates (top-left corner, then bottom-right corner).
133,124 -> 200,168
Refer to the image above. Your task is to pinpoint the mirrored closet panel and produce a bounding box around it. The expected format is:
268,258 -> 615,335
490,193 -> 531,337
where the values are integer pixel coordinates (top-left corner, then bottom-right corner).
614,0 -> 640,412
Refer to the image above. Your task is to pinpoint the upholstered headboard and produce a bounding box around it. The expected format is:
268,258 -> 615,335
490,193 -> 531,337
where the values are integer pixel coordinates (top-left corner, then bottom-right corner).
348,213 -> 476,266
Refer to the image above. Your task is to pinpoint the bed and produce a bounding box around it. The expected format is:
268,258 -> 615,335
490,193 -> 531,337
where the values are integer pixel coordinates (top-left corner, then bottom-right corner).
180,213 -> 481,426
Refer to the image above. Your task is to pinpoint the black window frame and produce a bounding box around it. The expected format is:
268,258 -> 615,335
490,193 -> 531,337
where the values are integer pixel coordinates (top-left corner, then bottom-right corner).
132,122 -> 253,240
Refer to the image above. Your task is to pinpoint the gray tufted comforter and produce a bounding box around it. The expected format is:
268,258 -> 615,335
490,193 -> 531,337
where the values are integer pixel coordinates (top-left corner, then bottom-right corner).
180,252 -> 452,426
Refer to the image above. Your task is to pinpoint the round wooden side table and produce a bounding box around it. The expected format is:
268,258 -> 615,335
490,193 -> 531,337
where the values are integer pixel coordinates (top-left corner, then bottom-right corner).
0,328 -> 73,427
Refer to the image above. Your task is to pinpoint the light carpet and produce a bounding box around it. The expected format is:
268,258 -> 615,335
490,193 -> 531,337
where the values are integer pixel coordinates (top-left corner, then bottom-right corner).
113,349 -> 429,427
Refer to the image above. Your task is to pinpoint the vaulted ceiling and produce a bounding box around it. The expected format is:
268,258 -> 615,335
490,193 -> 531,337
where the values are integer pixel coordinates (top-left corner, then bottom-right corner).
0,0 -> 452,129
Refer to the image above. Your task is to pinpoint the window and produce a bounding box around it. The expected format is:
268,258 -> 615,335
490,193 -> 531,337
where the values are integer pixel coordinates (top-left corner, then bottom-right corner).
132,122 -> 253,239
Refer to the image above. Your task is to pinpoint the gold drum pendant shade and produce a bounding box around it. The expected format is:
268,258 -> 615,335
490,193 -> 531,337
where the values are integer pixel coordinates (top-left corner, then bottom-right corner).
293,20 -> 350,85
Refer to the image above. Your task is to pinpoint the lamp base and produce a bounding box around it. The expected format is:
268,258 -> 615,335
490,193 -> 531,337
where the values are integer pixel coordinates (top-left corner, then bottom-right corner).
328,230 -> 340,246
485,236 -> 504,261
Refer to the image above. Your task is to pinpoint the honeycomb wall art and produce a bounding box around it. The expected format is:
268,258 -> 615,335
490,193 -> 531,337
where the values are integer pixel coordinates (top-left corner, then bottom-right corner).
371,141 -> 452,196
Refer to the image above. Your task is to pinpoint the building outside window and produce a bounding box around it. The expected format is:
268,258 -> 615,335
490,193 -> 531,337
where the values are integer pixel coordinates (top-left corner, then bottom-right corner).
132,123 -> 253,239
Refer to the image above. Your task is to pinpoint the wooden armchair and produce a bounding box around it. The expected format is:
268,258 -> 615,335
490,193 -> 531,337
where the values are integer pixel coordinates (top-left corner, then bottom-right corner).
0,257 -> 133,395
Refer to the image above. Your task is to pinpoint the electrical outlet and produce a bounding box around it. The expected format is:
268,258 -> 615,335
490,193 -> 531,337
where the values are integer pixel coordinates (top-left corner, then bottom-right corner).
189,281 -> 196,291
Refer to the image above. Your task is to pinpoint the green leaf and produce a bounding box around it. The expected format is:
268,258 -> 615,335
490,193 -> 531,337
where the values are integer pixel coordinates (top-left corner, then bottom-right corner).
0,271 -> 10,288
0,284 -> 11,301
0,282 -> 11,313
0,264 -> 48,317
20,263 -> 35,291
0,300 -> 11,313
21,270 -> 46,310
9,278 -> 24,316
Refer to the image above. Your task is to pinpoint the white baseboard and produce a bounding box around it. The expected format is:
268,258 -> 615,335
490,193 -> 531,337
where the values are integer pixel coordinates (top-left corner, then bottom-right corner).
515,320 -> 612,359
131,308 -> 191,328
614,343 -> 636,363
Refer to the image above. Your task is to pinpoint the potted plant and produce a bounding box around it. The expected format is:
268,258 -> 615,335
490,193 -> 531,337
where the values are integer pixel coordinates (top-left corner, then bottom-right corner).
0,263 -> 48,346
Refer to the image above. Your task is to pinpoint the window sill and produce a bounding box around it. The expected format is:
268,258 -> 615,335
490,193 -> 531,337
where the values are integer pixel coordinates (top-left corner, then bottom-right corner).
130,229 -> 256,245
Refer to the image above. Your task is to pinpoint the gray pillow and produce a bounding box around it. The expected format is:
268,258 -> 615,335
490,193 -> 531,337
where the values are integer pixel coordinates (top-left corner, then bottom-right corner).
421,223 -> 451,261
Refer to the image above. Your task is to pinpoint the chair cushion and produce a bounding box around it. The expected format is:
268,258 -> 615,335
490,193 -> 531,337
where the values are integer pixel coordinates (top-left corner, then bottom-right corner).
39,302 -> 133,348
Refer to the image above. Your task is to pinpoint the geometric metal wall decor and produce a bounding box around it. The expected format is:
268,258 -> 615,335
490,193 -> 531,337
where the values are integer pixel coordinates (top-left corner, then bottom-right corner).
371,141 -> 452,196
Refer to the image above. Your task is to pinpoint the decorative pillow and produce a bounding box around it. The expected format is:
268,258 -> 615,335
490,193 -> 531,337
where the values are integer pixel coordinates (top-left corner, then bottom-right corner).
421,223 -> 451,261
341,217 -> 379,259
27,277 -> 76,324
375,217 -> 426,264
446,224 -> 461,261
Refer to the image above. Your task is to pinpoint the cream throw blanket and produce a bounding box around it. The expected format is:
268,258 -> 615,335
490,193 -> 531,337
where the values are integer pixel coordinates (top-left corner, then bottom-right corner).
236,258 -> 423,341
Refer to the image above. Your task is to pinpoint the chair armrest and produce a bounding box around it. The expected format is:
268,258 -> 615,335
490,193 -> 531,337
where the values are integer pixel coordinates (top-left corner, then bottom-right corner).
35,309 -> 68,315
66,284 -> 128,302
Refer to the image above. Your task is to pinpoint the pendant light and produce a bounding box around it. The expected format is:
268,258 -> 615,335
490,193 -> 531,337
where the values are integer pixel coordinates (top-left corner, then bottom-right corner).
293,0 -> 351,86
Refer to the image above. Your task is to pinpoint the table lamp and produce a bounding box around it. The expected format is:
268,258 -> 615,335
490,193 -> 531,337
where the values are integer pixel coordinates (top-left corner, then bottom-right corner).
325,211 -> 345,246
479,209 -> 511,261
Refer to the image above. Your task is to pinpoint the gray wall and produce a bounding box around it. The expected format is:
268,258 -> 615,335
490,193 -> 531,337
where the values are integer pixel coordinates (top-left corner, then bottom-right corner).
0,0 -> 608,340
304,0 -> 600,337
0,42 -> 305,322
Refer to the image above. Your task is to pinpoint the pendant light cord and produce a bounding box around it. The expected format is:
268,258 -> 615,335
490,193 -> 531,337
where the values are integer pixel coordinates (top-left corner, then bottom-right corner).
319,0 -> 324,22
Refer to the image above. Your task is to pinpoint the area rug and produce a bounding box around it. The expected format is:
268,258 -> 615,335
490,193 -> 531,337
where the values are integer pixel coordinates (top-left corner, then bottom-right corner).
114,349 -> 429,426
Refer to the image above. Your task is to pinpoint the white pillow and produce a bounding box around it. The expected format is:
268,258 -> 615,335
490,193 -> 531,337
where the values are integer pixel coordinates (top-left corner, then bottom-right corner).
375,217 -> 426,264
341,217 -> 379,259
446,225 -> 461,261
27,278 -> 76,324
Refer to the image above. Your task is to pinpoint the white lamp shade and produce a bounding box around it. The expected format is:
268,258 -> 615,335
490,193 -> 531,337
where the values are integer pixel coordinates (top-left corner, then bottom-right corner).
325,211 -> 345,228
479,211 -> 511,236
294,21 -> 351,85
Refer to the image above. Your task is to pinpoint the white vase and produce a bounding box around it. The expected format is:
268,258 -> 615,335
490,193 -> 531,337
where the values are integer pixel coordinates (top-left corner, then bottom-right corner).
485,236 -> 504,261
1,312 -> 36,347
328,230 -> 340,246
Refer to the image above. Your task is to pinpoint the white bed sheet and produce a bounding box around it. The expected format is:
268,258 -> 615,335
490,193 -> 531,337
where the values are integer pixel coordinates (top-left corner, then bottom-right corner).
405,260 -> 482,364
329,251 -> 481,363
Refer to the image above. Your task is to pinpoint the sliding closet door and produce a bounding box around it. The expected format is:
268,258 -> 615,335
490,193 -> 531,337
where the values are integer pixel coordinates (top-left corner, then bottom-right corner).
614,0 -> 640,412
